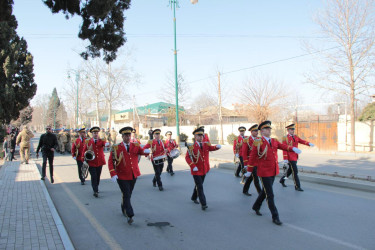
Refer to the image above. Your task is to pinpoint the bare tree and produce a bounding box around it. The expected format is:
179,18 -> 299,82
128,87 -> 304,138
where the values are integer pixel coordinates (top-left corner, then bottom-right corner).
162,71 -> 189,106
240,75 -> 290,124
306,0 -> 375,151
30,94 -> 50,131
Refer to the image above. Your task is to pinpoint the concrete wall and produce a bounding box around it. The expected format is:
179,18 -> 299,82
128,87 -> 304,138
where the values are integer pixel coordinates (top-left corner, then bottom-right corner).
338,120 -> 375,152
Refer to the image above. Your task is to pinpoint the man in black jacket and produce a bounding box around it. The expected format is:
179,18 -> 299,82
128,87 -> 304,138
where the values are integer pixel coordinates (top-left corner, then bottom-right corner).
36,125 -> 58,183
148,127 -> 154,140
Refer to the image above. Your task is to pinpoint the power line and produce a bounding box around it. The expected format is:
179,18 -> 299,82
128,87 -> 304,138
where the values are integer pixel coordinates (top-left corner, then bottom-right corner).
185,45 -> 341,85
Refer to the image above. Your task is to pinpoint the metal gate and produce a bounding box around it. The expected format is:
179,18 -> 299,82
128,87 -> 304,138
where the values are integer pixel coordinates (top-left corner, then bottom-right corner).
297,122 -> 338,151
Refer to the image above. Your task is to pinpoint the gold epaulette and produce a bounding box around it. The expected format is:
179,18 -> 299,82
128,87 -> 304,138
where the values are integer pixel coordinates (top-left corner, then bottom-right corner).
243,138 -> 249,143
148,140 -> 153,145
272,138 -> 279,143
131,142 -> 140,147
111,143 -> 119,151
253,138 -> 262,147
282,136 -> 287,142
85,139 -> 90,144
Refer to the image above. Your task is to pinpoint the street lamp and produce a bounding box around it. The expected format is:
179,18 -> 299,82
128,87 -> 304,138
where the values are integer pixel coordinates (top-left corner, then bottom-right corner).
169,0 -> 197,145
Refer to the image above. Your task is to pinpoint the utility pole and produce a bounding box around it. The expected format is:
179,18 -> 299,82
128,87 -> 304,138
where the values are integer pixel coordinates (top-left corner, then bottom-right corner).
76,72 -> 80,128
53,94 -> 56,129
218,72 -> 224,144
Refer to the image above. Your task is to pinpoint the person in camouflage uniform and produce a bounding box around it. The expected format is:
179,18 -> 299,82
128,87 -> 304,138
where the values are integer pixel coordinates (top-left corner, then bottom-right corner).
16,126 -> 34,164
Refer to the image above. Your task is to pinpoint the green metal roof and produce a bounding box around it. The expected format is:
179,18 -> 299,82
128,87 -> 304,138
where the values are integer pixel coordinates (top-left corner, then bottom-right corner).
117,102 -> 184,115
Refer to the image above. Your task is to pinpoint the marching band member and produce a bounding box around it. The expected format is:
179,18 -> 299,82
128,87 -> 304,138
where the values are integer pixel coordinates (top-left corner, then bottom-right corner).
130,129 -> 141,143
165,131 -> 178,176
233,126 -> 247,177
108,127 -> 150,225
71,127 -> 86,185
249,121 -> 302,225
242,124 -> 261,196
143,129 -> 168,191
82,126 -> 109,198
279,124 -> 314,191
185,127 -> 221,210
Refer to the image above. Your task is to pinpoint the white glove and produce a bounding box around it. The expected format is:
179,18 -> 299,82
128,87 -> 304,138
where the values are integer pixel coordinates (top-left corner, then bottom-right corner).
105,142 -> 110,147
283,160 -> 288,164
309,143 -> 315,147
193,166 -> 198,172
143,149 -> 150,154
111,175 -> 118,183
292,147 -> 302,154
216,144 -> 221,149
244,172 -> 251,177
235,153 -> 239,158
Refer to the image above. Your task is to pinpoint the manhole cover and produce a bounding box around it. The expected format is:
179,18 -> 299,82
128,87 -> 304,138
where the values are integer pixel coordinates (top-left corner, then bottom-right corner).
147,222 -> 171,227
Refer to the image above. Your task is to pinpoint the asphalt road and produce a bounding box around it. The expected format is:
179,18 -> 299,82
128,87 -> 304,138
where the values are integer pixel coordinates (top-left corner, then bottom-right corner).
208,144 -> 375,179
29,136 -> 375,250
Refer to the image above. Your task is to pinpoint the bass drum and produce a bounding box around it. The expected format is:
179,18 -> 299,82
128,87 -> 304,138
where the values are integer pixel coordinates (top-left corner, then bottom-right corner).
169,149 -> 180,159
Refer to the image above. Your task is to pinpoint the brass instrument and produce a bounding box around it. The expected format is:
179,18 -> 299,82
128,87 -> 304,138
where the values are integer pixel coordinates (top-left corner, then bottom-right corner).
81,150 -> 95,179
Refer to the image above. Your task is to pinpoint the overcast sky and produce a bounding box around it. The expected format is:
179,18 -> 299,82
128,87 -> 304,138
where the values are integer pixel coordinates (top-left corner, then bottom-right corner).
14,0 -> 332,112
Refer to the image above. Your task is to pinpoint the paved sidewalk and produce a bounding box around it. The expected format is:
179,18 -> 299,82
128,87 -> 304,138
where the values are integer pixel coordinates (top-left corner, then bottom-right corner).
0,160 -> 65,250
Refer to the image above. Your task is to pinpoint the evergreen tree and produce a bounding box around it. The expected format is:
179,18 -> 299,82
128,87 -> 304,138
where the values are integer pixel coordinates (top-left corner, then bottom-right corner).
12,105 -> 33,127
43,0 -> 131,63
0,0 -> 37,124
359,102 -> 375,122
47,88 -> 63,128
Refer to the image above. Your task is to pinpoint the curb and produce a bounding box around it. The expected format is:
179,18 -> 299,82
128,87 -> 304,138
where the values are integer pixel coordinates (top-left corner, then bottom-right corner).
212,161 -> 375,193
35,161 -> 75,250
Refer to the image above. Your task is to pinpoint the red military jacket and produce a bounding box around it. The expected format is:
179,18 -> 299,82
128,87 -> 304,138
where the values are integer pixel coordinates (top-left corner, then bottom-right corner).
242,136 -> 257,172
282,134 -> 310,161
143,139 -> 167,161
185,141 -> 218,176
166,139 -> 178,155
71,137 -> 86,161
203,133 -> 210,143
249,136 -> 293,177
233,135 -> 246,157
82,138 -> 106,167
108,141 -> 148,180
130,138 -> 141,144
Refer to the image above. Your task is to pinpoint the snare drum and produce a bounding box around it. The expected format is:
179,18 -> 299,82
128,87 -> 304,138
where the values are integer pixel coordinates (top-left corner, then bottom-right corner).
169,149 -> 180,159
153,155 -> 167,165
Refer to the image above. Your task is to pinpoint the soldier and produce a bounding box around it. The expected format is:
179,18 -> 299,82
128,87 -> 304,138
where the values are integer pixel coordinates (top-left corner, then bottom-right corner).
233,126 -> 247,177
110,128 -> 118,145
71,127 -> 86,185
65,129 -> 71,153
250,121 -> 301,225
36,125 -> 58,183
58,129 -> 68,154
108,126 -> 150,225
165,131 -> 178,176
185,127 -> 221,210
279,124 -> 314,191
82,127 -> 109,198
143,129 -> 168,191
16,126 -> 34,164
99,128 -> 106,151
242,124 -> 262,196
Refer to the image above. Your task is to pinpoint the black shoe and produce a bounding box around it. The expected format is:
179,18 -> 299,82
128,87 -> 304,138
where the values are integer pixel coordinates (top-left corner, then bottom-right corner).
159,186 -> 164,191
295,187 -> 304,192
81,181 -> 85,185
273,218 -> 283,225
191,199 -> 200,204
93,192 -> 99,198
253,208 -> 262,216
201,205 -> 208,210
280,179 -> 287,187
153,183 -> 156,187
127,217 -> 134,225
243,192 -> 252,196
41,177 -> 45,181
170,172 -> 175,176
50,177 -> 54,184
